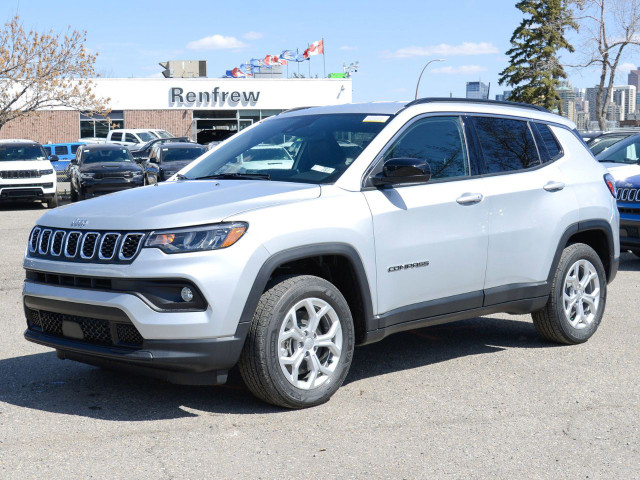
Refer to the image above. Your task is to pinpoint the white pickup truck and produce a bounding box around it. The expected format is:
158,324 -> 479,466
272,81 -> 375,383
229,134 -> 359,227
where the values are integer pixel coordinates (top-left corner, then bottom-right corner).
80,129 -> 173,146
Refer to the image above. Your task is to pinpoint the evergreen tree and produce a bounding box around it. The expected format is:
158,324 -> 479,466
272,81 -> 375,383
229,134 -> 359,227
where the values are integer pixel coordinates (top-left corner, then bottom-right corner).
499,0 -> 576,112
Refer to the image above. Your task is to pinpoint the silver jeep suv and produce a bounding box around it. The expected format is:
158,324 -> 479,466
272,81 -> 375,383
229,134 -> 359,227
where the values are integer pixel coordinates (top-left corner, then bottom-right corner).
23,99 -> 619,408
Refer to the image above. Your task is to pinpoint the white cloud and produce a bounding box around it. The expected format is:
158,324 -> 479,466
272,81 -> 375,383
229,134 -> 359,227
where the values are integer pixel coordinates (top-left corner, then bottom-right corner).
383,42 -> 499,59
431,65 -> 488,75
393,87 -> 408,92
618,62 -> 637,73
243,31 -> 263,40
339,45 -> 358,51
146,72 -> 165,78
186,34 -> 246,50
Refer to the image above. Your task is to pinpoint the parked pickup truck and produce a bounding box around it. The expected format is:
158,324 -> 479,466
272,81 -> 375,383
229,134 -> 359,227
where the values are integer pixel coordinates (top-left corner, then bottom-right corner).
79,129 -> 173,147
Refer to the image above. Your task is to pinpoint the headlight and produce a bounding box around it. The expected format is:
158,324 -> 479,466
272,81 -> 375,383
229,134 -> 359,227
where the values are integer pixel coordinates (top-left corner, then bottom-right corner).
81,172 -> 95,179
40,169 -> 53,175
133,171 -> 143,176
144,222 -> 248,253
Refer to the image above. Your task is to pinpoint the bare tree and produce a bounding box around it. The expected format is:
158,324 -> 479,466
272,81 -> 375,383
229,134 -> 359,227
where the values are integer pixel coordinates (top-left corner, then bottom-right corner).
0,15 -> 109,132
573,0 -> 640,130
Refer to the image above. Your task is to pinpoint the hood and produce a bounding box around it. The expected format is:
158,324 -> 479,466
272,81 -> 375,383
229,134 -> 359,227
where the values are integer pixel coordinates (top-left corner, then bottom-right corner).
0,159 -> 53,171
602,162 -> 640,184
37,180 -> 321,230
80,162 -> 142,173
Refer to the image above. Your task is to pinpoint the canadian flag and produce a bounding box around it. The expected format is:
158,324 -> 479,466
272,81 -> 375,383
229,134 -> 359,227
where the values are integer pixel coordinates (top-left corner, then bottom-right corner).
303,39 -> 324,58
264,54 -> 287,66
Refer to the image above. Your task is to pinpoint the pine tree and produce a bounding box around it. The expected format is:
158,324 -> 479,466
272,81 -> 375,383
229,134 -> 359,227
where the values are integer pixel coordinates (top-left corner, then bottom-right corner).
499,0 -> 576,112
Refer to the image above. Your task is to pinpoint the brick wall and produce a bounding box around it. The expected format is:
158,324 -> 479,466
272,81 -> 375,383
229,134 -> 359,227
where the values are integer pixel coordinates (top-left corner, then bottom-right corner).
0,111 -> 80,144
123,110 -> 194,139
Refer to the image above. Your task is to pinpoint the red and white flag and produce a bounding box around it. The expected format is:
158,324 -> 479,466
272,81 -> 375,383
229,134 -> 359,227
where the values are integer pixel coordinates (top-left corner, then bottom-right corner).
303,39 -> 324,58
264,54 -> 287,66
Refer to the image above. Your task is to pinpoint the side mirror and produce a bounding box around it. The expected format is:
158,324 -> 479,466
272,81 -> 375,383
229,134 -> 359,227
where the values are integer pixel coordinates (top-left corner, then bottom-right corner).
49,155 -> 59,161
371,158 -> 431,187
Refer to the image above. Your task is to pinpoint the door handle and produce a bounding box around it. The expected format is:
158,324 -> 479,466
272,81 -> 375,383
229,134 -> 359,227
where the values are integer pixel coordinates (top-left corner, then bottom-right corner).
543,181 -> 565,192
456,193 -> 484,205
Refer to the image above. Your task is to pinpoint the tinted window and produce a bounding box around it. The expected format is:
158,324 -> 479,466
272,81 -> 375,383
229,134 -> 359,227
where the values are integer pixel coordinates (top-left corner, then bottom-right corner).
534,123 -> 562,159
597,140 -> 640,164
82,148 -> 132,164
44,146 -> 52,155
162,147 -> 206,162
125,133 -> 139,143
138,132 -> 156,142
474,117 -> 540,173
70,144 -> 81,154
110,132 -> 123,141
383,116 -> 469,180
589,134 -> 632,156
54,146 -> 67,155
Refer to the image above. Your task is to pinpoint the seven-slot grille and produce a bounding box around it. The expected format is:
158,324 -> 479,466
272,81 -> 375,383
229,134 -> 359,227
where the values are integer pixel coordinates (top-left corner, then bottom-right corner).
617,188 -> 640,202
29,227 -> 145,263
0,169 -> 40,179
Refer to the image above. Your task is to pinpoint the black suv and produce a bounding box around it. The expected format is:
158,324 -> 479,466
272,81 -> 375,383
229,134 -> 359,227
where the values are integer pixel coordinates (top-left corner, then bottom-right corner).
143,142 -> 206,184
70,144 -> 144,201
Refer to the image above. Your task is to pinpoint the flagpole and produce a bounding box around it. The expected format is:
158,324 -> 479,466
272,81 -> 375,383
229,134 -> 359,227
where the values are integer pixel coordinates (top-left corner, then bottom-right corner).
308,43 -> 311,78
322,38 -> 326,78
297,48 -> 300,76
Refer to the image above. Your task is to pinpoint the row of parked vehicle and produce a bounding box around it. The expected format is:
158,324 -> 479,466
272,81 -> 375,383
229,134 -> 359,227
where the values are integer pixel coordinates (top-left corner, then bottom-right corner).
0,129 -> 209,207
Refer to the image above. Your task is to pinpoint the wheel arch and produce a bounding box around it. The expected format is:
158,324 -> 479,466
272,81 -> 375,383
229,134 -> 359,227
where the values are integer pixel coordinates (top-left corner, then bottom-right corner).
238,243 -> 375,345
551,220 -> 617,285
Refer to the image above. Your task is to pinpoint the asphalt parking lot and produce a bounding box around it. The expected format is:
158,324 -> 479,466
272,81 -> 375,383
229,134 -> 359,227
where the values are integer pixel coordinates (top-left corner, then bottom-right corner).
0,201 -> 638,480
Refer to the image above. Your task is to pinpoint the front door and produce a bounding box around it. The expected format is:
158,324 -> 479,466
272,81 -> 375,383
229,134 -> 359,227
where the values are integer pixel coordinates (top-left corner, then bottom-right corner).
363,116 -> 490,327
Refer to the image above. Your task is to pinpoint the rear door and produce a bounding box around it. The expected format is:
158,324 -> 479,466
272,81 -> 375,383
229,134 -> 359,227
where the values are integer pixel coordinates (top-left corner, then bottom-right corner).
363,115 -> 490,324
470,116 -> 579,304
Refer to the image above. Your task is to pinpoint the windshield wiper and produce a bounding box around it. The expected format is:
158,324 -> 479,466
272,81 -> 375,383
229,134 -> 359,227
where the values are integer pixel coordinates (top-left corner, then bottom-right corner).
193,173 -> 271,181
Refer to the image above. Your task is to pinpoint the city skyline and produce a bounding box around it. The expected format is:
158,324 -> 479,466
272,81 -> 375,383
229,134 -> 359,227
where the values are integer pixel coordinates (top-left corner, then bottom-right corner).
1,0 -> 637,103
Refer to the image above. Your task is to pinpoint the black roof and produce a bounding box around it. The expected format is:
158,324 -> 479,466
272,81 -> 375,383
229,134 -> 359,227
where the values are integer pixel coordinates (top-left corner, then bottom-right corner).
82,143 -> 130,150
156,142 -> 204,149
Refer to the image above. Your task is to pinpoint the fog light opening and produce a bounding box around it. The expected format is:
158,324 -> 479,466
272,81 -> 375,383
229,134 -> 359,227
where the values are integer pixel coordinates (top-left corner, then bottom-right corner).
181,287 -> 194,302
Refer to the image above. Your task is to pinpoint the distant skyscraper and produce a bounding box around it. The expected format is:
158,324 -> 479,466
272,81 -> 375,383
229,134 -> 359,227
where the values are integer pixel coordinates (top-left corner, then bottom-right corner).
466,81 -> 489,100
612,85 -> 636,120
628,67 -> 640,104
495,90 -> 512,102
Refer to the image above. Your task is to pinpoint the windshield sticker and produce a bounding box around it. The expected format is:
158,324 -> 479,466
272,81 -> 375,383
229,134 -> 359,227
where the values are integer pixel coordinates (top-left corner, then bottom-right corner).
363,115 -> 390,123
311,165 -> 335,174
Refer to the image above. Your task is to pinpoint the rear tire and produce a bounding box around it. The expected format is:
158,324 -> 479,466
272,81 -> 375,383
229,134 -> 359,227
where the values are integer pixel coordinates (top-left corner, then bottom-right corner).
532,243 -> 606,344
239,275 -> 355,409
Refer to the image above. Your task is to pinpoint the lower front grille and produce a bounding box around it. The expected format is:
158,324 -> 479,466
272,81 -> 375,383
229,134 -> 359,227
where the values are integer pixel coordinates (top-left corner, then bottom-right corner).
26,308 -> 144,347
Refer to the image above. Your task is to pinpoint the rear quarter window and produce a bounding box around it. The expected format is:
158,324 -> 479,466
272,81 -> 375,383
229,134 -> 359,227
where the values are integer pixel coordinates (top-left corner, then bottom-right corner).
533,123 -> 562,161
54,146 -> 67,155
473,117 -> 541,173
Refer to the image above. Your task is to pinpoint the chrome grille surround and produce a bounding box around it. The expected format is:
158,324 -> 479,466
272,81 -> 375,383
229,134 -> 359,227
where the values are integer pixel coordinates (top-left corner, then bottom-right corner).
64,231 -> 83,258
29,227 -> 146,264
119,233 -> 145,260
617,188 -> 640,202
38,229 -> 52,255
98,233 -> 121,260
80,232 -> 100,259
50,230 -> 66,256
29,227 -> 41,253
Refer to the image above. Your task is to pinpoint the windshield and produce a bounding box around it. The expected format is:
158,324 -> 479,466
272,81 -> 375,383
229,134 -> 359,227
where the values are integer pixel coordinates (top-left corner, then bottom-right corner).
589,135 -> 631,156
156,130 -> 172,138
596,139 -> 640,164
138,132 -> 156,142
184,113 -> 387,184
83,148 -> 132,163
163,147 -> 206,162
0,144 -> 48,161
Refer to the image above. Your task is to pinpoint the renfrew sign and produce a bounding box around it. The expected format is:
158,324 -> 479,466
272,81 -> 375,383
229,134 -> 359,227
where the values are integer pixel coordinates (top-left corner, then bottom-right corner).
169,87 -> 260,106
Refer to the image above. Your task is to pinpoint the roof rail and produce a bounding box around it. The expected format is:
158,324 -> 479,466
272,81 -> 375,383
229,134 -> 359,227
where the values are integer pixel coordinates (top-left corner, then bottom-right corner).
404,97 -> 551,113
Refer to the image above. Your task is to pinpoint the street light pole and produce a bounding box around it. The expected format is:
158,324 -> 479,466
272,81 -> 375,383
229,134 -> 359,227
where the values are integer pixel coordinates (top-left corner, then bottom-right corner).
415,59 -> 445,100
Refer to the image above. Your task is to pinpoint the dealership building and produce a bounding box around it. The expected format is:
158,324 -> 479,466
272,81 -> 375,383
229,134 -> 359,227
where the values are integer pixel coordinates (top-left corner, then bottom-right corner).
0,77 -> 353,144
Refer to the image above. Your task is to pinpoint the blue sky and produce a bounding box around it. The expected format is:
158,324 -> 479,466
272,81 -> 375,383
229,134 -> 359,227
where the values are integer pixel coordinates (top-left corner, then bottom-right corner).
2,0 -> 637,101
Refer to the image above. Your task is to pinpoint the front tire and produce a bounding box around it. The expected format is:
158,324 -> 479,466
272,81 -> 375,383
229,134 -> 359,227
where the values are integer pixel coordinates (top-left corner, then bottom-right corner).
239,275 -> 355,409
532,243 -> 606,344
47,193 -> 59,208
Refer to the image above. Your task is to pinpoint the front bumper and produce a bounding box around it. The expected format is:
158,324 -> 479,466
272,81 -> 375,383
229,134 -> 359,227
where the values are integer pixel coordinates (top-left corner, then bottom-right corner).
23,294 -> 248,385
81,178 -> 143,196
